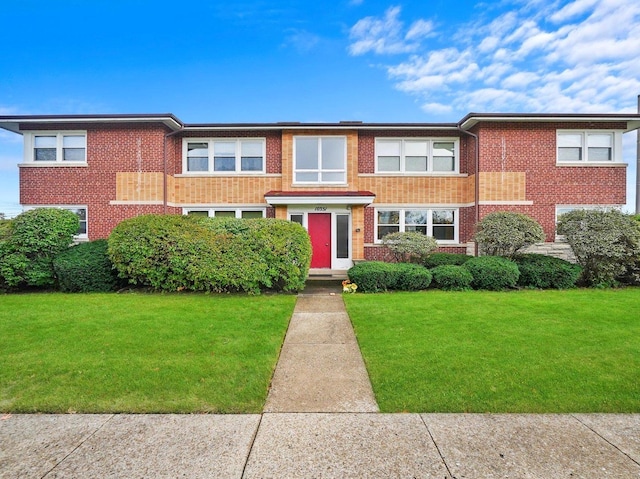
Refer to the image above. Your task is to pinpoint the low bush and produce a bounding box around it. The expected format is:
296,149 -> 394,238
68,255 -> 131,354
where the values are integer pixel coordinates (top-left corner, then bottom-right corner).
394,263 -> 432,291
422,252 -> 471,268
430,265 -> 473,291
54,240 -> 121,292
348,262 -> 432,292
348,262 -> 398,293
513,254 -> 581,289
463,256 -> 520,291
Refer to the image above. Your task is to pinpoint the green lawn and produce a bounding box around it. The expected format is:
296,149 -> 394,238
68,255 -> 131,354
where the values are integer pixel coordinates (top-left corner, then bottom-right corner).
0,293 -> 295,413
344,288 -> 640,413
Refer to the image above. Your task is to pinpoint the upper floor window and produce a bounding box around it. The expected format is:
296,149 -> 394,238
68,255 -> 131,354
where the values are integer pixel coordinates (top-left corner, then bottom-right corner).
25,132 -> 86,163
557,131 -> 621,163
184,208 -> 265,219
375,138 -> 459,173
294,136 -> 346,184
183,138 -> 265,174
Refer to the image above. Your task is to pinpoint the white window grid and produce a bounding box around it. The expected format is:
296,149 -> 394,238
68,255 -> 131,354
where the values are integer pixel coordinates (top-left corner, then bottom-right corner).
374,138 -> 459,174
24,132 -> 87,163
293,136 -> 347,185
182,138 -> 266,174
374,208 -> 458,244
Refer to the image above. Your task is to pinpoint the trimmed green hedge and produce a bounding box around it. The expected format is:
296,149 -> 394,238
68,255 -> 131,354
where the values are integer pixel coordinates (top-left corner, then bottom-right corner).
463,256 -> 520,291
54,240 -> 120,292
513,254 -> 581,289
422,252 -> 471,268
430,265 -> 473,291
107,214 -> 311,293
347,261 -> 431,292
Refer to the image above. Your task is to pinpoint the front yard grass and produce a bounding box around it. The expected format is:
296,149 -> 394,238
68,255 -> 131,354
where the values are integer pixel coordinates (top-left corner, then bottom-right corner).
344,288 -> 640,413
0,293 -> 295,413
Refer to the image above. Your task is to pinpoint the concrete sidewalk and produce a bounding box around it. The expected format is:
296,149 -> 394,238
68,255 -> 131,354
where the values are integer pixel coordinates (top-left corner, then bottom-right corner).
2,413 -> 640,478
2,283 -> 640,477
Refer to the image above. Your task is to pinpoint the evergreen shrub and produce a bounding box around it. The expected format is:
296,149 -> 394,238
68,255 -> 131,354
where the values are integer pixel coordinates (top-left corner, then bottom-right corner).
54,239 -> 120,292
463,256 -> 520,291
513,254 -> 581,289
422,252 -> 471,268
430,265 -> 473,291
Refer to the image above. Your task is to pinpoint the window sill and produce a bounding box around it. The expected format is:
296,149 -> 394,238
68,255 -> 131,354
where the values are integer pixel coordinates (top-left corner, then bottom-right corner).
19,162 -> 88,168
368,241 -> 463,246
175,172 -> 275,177
555,162 -> 627,167
360,172 -> 467,177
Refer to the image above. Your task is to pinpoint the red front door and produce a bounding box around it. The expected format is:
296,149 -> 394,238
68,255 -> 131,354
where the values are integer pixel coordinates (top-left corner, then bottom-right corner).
308,213 -> 331,268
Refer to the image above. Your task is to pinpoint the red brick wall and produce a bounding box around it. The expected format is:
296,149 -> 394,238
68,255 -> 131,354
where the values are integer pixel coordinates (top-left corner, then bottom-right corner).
20,123 -> 176,239
476,121 -> 627,240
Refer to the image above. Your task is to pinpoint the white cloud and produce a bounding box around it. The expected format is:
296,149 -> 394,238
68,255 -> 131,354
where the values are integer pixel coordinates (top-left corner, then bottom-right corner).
405,19 -> 435,40
282,29 -> 321,53
348,6 -> 430,55
349,0 -> 640,118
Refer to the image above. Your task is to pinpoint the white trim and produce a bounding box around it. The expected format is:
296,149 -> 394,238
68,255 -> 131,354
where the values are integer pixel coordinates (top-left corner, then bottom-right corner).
374,207 -> 459,244
19,163 -> 89,168
293,135 -> 347,186
374,137 -> 460,174
174,173 -> 281,178
371,202 -> 474,208
182,207 -> 266,218
23,131 -> 87,164
182,137 -> 266,175
479,200 -> 534,205
358,173 -> 469,178
266,195 -> 374,205
556,130 -> 623,164
109,200 -> 164,205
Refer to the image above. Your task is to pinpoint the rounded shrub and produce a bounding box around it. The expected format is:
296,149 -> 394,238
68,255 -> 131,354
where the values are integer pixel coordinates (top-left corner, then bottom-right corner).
474,211 -> 545,258
463,256 -> 520,291
422,252 -> 471,268
108,214 -> 311,293
54,239 -> 120,292
347,261 -> 399,293
394,263 -> 432,290
381,232 -> 438,263
513,254 -> 581,289
0,208 -> 79,289
430,265 -> 473,291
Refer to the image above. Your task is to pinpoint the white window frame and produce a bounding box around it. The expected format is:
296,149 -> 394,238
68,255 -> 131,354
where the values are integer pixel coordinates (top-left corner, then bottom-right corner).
374,208 -> 459,244
22,205 -> 88,239
182,207 -> 266,219
182,138 -> 266,174
556,130 -> 623,164
293,136 -> 347,185
23,131 -> 87,164
375,138 -> 460,174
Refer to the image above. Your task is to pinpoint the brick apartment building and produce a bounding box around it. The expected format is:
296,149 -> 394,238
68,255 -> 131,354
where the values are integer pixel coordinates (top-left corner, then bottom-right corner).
1,112 -> 639,270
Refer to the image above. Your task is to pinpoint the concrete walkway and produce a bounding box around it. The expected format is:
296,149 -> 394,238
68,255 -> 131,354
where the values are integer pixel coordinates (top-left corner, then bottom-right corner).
264,281 -> 378,413
2,282 -> 640,477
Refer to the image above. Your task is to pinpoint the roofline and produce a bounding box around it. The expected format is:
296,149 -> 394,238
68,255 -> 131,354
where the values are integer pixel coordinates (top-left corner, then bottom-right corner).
181,122 -> 459,131
0,113 -> 183,134
459,112 -> 640,132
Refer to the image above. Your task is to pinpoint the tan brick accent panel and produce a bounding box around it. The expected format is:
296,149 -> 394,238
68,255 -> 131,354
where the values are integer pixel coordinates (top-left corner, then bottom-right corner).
359,176 -> 474,204
274,205 -> 288,220
116,172 -> 165,202
173,176 -> 282,204
281,130 -> 359,190
479,172 -> 526,202
351,205 -> 365,260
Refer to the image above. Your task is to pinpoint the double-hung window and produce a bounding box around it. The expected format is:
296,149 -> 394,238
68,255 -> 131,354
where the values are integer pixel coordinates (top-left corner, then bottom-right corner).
294,136 -> 346,184
557,131 -> 620,163
184,139 -> 265,173
27,132 -> 87,163
375,139 -> 458,173
376,208 -> 457,243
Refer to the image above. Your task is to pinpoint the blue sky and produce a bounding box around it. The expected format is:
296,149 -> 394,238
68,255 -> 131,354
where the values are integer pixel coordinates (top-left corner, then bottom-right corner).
1,0 -> 639,216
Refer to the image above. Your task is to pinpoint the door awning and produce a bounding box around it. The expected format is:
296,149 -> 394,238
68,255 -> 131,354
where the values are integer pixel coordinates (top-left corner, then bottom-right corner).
264,190 -> 376,205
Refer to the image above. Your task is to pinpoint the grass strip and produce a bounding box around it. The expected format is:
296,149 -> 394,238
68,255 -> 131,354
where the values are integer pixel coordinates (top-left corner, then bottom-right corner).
0,292 -> 295,413
345,289 -> 640,413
